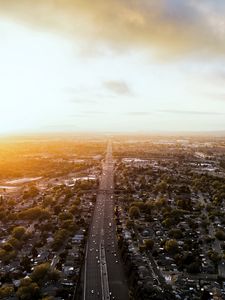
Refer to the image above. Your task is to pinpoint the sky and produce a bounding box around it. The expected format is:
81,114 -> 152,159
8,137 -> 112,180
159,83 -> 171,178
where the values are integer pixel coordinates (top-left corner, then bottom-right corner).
0,0 -> 225,135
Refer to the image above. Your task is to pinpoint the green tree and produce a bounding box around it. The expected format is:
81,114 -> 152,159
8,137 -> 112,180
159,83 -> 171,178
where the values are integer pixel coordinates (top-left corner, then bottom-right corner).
19,207 -> 50,220
215,229 -> 225,241
52,229 -> 69,250
59,211 -> 73,221
162,217 -> 174,227
70,204 -> 79,214
61,219 -> 76,232
168,229 -> 183,239
129,206 -> 140,219
2,242 -> 13,252
164,239 -> 179,254
31,263 -> 61,285
31,263 -> 51,284
0,248 -> 17,263
11,226 -> 26,239
208,250 -> 221,263
16,278 -> 40,300
8,237 -> 22,249
144,239 -> 154,251
0,284 -> 14,298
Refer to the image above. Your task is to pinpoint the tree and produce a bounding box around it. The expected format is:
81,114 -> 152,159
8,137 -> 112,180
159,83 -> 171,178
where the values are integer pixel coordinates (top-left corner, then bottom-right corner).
2,242 -> 13,252
8,237 -> 22,249
162,218 -> 174,227
31,263 -> 61,285
215,229 -> 225,241
48,269 -> 61,282
144,239 -> 154,251
130,202 -> 145,211
31,263 -> 50,284
18,207 -> 50,220
11,226 -> 26,239
61,219 -> 77,232
54,205 -> 61,215
208,250 -> 221,263
23,185 -> 39,199
16,278 -> 40,300
164,239 -> 179,254
139,244 -> 146,253
59,211 -> 73,221
0,248 -> 17,263
176,198 -> 192,210
7,199 -> 16,206
155,197 -> 167,207
168,229 -> 183,239
129,206 -> 140,219
52,229 -> 69,251
0,284 -> 14,298
70,204 -> 79,214
154,181 -> 167,193
126,219 -> 134,229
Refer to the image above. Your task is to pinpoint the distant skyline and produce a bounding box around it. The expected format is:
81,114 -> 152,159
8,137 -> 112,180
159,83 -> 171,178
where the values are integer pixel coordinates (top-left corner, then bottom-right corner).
0,1 -> 225,135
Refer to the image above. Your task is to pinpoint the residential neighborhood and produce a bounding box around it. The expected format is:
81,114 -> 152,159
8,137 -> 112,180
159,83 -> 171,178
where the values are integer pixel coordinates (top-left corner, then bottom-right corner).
0,136 -> 225,299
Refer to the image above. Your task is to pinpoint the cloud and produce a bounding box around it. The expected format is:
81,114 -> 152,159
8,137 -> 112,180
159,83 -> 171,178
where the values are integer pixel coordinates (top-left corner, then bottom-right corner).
104,81 -> 131,95
82,111 -> 107,115
158,109 -> 225,115
126,112 -> 152,116
70,98 -> 97,104
217,95 -> 225,102
1,0 -> 225,58
209,93 -> 225,102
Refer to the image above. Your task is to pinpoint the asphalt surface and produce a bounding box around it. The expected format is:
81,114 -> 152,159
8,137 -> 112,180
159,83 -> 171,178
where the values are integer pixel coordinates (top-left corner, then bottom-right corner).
82,142 -> 129,300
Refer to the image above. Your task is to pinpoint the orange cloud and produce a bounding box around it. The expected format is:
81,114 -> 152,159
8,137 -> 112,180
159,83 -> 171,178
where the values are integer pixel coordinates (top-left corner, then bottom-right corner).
0,0 -> 225,58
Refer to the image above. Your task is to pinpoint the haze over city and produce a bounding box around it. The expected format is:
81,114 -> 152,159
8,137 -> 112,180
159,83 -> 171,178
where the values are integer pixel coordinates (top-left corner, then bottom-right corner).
0,0 -> 225,135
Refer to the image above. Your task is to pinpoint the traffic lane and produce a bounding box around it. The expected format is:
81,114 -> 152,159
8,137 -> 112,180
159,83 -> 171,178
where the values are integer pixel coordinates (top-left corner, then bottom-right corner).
86,227 -> 102,290
103,196 -> 129,299
85,192 -> 106,299
85,252 -> 102,299
106,247 -> 128,300
104,227 -> 129,300
103,238 -> 129,299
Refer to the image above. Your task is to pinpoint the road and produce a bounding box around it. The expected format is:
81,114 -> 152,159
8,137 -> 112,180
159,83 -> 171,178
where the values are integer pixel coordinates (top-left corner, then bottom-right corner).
82,141 -> 129,300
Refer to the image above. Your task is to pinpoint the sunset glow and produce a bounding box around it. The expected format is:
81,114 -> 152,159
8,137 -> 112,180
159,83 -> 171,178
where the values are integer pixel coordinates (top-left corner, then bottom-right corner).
1,2 -> 225,299
0,1 -> 225,134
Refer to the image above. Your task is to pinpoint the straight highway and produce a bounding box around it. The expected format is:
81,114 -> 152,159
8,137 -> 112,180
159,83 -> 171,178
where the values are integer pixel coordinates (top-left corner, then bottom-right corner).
82,141 -> 129,300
